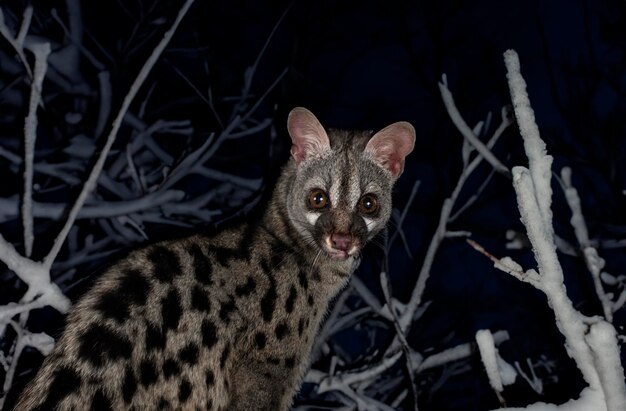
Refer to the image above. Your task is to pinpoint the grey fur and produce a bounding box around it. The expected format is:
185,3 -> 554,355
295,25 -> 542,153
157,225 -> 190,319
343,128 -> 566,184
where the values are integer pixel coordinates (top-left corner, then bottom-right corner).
14,108 -> 414,411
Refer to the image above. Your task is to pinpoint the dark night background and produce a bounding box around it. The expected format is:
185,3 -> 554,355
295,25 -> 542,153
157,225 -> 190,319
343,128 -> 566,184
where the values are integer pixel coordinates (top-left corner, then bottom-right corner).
1,0 -> 626,410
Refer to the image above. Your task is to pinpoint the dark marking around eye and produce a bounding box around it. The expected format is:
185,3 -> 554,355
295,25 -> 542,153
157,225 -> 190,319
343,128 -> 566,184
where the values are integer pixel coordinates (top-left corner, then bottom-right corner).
145,322 -> 166,351
163,358 -> 181,378
201,319 -> 218,348
149,246 -> 181,283
255,332 -> 267,349
179,379 -> 192,402
235,276 -> 257,297
179,343 -> 199,365
191,284 -> 211,312
190,243 -> 213,285
285,285 -> 297,313
122,366 -> 136,403
139,359 -> 158,387
92,389 -> 112,411
161,288 -> 182,330
36,366 -> 81,411
78,324 -> 132,366
275,322 -> 289,340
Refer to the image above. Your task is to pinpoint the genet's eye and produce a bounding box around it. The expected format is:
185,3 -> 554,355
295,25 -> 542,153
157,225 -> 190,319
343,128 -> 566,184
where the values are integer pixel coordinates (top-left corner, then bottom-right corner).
358,194 -> 379,215
308,189 -> 329,210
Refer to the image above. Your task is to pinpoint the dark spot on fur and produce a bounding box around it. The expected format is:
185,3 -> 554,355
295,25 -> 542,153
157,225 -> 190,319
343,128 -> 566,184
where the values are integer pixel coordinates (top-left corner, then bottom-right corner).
267,357 -> 280,365
312,268 -> 321,282
149,246 -> 181,283
298,318 -> 305,336
263,371 -> 272,378
220,344 -> 230,369
235,276 -> 257,297
120,269 -> 151,305
145,322 -> 166,351
201,319 -> 218,348
92,389 -> 112,411
207,244 -> 248,266
219,297 -> 236,324
179,379 -> 192,402
94,291 -> 129,323
298,269 -> 308,290
95,269 -> 151,323
179,343 -> 199,365
122,366 -> 137,403
161,288 -> 182,330
260,260 -> 277,322
191,284 -> 211,312
157,397 -> 169,410
163,358 -> 181,378
307,295 -> 314,306
254,332 -> 266,349
284,356 -> 296,368
78,324 -> 131,366
285,285 -> 297,313
35,366 -> 81,411
139,359 -> 158,387
205,370 -> 215,386
190,243 -> 213,285
275,322 -> 289,340
220,279 -> 226,286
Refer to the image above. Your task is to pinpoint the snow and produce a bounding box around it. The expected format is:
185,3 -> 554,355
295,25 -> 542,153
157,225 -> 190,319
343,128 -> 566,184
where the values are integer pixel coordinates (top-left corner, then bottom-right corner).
585,321 -> 626,411
476,329 -> 506,393
504,50 -> 554,232
492,48 -> 626,410
497,387 -> 605,411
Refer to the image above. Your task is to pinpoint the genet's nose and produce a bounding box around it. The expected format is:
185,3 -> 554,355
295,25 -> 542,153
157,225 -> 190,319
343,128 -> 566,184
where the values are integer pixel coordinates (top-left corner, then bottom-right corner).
331,233 -> 352,252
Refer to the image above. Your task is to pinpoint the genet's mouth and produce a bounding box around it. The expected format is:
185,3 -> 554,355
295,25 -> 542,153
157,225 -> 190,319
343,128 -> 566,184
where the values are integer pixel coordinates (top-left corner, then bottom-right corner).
322,234 -> 359,260
326,249 -> 349,260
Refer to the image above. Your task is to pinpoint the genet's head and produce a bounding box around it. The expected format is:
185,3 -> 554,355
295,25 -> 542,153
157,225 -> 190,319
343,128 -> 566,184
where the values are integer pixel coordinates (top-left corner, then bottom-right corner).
285,107 -> 415,261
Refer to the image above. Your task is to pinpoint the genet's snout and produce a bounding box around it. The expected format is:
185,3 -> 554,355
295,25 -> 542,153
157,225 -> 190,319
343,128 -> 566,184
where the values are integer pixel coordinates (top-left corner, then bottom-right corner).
331,233 -> 352,252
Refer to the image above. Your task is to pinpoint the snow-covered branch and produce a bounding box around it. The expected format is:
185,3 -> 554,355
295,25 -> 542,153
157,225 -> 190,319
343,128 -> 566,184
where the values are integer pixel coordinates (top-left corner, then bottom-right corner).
473,49 -> 626,411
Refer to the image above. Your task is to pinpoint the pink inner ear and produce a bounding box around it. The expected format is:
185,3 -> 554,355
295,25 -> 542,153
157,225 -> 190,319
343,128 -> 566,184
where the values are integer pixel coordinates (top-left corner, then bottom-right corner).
287,107 -> 330,164
365,122 -> 416,178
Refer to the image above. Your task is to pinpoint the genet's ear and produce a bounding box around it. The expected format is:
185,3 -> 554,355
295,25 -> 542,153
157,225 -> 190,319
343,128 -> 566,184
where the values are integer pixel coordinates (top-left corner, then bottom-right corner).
365,121 -> 415,179
287,107 -> 331,164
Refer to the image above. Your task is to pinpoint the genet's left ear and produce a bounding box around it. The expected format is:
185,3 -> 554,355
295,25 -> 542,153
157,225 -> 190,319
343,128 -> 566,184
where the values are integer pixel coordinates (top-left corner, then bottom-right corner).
365,121 -> 415,179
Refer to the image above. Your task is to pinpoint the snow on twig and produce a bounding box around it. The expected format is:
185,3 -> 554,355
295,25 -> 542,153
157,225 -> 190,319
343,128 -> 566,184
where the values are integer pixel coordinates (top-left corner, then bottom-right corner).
0,5 -> 34,78
476,329 -> 507,406
559,167 -> 613,321
42,0 -> 197,270
21,42 -> 50,258
504,50 -> 553,233
398,92 -> 512,333
439,75 -> 510,177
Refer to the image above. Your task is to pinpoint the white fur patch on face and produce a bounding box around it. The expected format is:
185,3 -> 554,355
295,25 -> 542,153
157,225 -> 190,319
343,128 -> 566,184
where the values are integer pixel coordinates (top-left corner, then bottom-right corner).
329,177 -> 340,208
363,216 -> 376,232
306,212 -> 320,226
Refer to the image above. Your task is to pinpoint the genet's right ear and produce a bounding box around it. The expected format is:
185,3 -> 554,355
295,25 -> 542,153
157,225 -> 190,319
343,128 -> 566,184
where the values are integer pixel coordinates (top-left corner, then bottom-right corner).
287,107 -> 331,164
